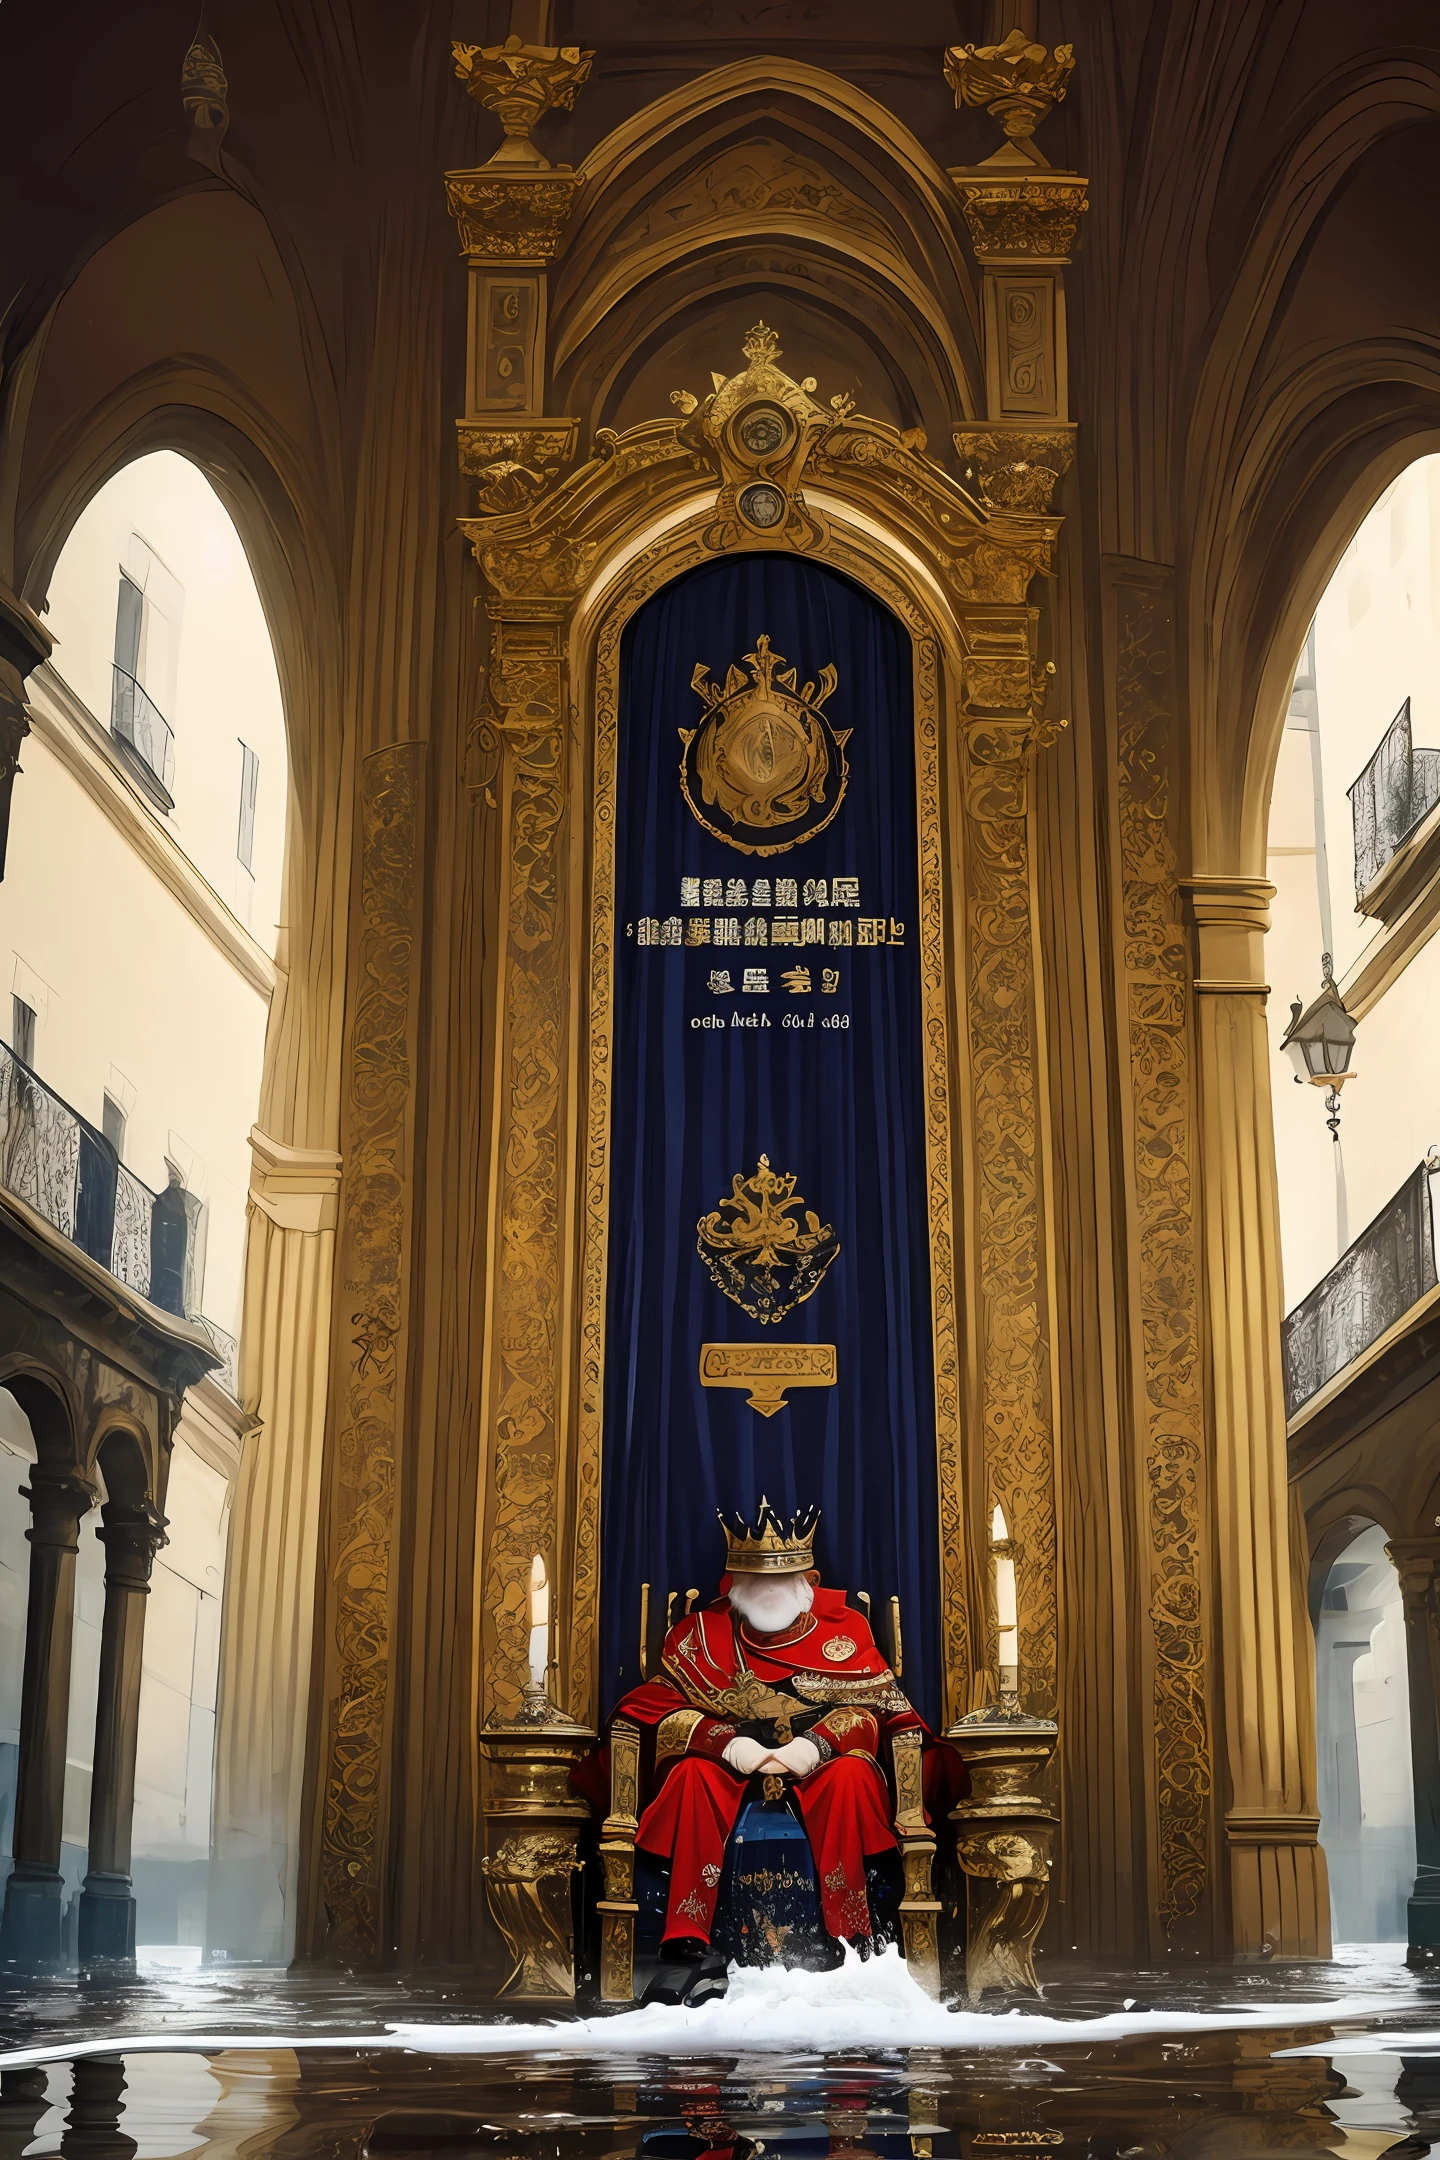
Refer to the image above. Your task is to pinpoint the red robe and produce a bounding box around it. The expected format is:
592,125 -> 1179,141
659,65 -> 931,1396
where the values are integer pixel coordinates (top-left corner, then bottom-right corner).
598,1585 -> 959,1947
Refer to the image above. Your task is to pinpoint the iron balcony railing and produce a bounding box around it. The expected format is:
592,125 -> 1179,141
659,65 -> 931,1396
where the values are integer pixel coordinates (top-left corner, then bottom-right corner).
110,664 -> 176,798
1283,1154 -> 1440,1417
1348,698 -> 1440,898
0,1038 -> 237,1396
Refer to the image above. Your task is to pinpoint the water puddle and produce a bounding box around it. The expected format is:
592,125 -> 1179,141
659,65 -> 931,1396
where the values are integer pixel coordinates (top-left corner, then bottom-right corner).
0,1945 -> 1435,2159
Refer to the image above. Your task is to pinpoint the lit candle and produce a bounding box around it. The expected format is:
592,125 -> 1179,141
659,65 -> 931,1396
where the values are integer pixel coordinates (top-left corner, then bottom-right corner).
992,1504 -> 1018,1698
527,1552 -> 550,1690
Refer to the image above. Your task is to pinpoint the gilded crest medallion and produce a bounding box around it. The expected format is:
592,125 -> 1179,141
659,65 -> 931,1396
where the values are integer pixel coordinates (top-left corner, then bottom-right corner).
823,1636 -> 857,1661
680,635 -> 851,855
696,1154 -> 839,1324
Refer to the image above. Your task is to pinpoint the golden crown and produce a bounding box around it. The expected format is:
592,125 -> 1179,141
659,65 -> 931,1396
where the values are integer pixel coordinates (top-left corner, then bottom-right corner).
719,1497 -> 819,1574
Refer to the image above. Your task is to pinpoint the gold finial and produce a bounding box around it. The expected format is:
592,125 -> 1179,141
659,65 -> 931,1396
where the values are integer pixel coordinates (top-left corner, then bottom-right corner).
943,28 -> 1075,165
451,35 -> 594,169
742,321 -> 782,368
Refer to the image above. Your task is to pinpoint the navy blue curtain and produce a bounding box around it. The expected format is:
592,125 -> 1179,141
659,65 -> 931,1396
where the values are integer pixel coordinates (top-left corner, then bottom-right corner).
601,553 -> 940,1720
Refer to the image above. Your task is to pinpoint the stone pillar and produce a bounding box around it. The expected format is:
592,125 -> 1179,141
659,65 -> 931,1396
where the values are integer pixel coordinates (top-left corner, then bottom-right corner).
1185,874 -> 1330,1956
61,2055 -> 133,2160
0,1466 -> 96,1971
78,1496 -> 167,1976
207,1129 -> 340,1964
1387,1538 -> 1440,1963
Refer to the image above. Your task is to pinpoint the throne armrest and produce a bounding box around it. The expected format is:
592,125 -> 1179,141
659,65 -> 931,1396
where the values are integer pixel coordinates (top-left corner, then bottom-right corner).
597,1718 -> 641,2002
891,1728 -> 941,1997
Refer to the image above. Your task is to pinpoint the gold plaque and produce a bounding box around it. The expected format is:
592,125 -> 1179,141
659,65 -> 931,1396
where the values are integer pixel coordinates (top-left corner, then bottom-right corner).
698,1341 -> 837,1417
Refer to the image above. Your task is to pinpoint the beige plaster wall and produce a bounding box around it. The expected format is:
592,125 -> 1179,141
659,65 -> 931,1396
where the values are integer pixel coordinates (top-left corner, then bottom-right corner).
1267,454 -> 1440,1307
40,451 -> 286,940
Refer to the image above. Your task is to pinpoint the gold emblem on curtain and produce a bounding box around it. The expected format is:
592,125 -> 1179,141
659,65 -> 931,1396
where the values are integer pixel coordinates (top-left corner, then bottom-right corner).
697,1154 -> 839,1322
680,635 -> 850,853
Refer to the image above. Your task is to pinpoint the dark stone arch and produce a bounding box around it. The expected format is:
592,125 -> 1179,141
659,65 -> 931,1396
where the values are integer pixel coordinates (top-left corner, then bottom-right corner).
0,1367 -> 80,1474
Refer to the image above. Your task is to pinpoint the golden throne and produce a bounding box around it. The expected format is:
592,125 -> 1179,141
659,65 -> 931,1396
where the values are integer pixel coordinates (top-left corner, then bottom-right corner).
593,1585 -> 943,2002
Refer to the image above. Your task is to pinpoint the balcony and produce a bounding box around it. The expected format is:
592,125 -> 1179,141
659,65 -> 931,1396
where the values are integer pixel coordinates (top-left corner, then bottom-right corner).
0,1037 -> 236,1395
110,663 -> 175,810
1283,1154 -> 1440,1417
1348,698 -> 1440,906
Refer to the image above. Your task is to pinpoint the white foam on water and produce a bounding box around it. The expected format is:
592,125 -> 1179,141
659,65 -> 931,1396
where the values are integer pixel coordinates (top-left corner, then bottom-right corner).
0,1944 -> 1414,2070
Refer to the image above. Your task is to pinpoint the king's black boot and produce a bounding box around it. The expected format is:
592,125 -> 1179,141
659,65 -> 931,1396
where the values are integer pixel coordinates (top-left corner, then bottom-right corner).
640,1936 -> 707,2006
683,1949 -> 729,2006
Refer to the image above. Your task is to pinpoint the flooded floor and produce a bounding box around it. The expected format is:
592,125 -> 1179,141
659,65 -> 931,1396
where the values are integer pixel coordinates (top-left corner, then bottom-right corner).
1,1947 -> 1439,2160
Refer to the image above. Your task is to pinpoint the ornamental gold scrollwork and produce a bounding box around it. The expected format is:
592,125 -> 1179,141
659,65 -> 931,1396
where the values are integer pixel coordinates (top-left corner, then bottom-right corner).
481,1831 -> 584,1998
951,181 -> 1090,262
670,322 -> 836,553
960,710 -> 1060,1716
321,740 -> 423,1958
457,420 -> 579,510
444,172 -> 585,262
953,427 -> 1075,514
1113,571 -> 1211,1933
480,701 -> 568,1719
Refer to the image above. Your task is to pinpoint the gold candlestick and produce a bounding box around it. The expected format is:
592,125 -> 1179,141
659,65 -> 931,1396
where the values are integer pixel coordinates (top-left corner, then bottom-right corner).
947,1700 -> 1058,2001
479,1685 -> 596,2000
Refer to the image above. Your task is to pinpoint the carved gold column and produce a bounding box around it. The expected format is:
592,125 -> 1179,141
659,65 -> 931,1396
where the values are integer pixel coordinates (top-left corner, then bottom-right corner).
946,39 -> 1083,1724
1186,873 -> 1330,1956
957,705 -> 1063,1719
467,563 -> 581,1727
316,741 -> 427,1962
446,53 -> 596,1731
1107,563 -> 1215,1951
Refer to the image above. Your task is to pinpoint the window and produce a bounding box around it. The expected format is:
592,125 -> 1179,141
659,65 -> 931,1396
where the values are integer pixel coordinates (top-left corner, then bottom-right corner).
237,742 -> 259,871
113,570 -> 143,678
109,541 -> 180,804
102,1092 -> 127,1156
10,998 -> 34,1068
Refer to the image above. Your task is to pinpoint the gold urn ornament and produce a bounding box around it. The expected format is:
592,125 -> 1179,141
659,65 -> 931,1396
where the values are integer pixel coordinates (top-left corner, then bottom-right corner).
681,635 -> 850,855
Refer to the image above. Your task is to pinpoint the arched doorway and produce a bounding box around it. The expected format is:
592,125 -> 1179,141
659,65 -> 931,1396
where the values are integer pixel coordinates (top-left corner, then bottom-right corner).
0,448 -> 287,1966
1314,1523 -> 1416,1942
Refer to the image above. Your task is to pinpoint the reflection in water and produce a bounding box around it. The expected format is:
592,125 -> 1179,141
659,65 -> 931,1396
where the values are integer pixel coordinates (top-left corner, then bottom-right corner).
0,2028 -> 1426,2160
0,1949 -> 1435,2160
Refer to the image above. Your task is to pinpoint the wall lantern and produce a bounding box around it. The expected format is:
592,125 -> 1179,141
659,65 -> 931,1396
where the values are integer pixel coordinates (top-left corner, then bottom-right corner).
1281,954 -> 1357,1139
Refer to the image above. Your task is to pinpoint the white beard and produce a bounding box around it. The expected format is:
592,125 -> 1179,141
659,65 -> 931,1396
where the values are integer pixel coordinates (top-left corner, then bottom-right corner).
728,1572 -> 814,1635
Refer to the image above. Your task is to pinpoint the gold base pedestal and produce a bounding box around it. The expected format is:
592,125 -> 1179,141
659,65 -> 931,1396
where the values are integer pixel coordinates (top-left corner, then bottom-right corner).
948,1705 -> 1058,2002
479,1684 -> 597,2001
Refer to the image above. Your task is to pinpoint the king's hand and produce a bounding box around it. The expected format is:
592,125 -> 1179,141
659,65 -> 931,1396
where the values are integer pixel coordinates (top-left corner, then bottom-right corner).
722,1735 -> 821,1779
